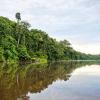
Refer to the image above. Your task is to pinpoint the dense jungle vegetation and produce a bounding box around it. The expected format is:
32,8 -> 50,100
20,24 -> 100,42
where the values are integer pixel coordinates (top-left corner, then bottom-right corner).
0,13 -> 100,63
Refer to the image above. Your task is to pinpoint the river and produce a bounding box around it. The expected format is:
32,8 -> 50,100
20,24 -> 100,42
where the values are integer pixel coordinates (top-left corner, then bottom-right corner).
0,61 -> 100,100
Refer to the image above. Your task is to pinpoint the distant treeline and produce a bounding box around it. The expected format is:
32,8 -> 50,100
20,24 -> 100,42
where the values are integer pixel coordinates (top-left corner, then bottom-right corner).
0,13 -> 100,63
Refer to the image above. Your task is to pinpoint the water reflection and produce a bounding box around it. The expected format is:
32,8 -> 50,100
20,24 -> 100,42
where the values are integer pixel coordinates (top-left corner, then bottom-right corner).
0,61 -> 100,100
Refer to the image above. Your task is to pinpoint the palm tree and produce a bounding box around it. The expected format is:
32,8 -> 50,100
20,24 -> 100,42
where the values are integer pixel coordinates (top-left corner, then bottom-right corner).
20,21 -> 31,46
15,12 -> 21,23
15,12 -> 21,47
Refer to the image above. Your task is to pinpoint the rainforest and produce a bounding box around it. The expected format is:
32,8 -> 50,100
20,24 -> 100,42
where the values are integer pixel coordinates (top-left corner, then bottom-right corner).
0,13 -> 100,64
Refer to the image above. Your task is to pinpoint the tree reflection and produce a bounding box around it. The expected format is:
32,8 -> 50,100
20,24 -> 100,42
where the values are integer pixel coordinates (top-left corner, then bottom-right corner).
0,61 -> 100,100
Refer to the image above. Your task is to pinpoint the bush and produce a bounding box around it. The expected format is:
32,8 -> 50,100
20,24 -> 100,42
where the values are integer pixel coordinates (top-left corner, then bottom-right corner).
18,45 -> 31,61
0,47 -> 4,62
2,36 -> 18,62
30,51 -> 48,59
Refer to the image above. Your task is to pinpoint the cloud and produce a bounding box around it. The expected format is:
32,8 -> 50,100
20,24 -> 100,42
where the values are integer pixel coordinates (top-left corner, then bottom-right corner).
0,0 -> 100,54
72,43 -> 100,54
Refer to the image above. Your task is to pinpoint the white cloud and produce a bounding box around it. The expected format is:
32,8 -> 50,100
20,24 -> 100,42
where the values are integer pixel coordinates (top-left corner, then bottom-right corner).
72,43 -> 100,54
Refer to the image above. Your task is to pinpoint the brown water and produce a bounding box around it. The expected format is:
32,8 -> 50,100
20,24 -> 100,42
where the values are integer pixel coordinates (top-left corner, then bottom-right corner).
0,61 -> 100,100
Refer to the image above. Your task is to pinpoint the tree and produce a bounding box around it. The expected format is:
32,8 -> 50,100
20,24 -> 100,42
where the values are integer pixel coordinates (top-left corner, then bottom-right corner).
60,40 -> 71,47
15,12 -> 21,23
15,12 -> 21,47
20,21 -> 31,46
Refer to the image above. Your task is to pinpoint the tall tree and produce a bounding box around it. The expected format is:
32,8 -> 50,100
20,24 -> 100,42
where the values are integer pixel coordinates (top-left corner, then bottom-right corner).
20,21 -> 31,46
15,12 -> 21,23
15,12 -> 21,47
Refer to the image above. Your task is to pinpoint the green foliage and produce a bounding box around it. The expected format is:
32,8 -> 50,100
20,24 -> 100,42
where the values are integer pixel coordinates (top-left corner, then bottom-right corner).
0,47 -> 4,62
30,51 -> 47,59
0,14 -> 99,63
1,35 -> 18,62
18,45 -> 31,61
0,16 -> 15,36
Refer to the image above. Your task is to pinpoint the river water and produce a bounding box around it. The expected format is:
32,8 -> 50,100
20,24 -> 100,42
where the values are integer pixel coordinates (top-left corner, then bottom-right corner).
0,61 -> 100,100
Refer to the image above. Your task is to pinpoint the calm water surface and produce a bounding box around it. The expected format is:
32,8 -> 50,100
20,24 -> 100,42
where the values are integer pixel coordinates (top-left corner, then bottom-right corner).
0,61 -> 100,100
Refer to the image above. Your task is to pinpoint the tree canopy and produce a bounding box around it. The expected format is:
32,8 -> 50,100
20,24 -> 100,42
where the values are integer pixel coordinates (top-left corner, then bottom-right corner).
0,13 -> 100,63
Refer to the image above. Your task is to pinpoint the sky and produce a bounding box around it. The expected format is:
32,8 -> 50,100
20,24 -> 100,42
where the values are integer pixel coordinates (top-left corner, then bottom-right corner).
0,0 -> 100,54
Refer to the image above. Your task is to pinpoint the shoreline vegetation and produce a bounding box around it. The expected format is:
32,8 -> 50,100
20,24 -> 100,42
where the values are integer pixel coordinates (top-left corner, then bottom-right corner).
0,12 -> 100,64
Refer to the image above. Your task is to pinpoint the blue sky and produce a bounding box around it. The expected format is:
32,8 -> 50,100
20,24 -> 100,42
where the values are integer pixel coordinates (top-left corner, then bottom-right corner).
0,0 -> 100,54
